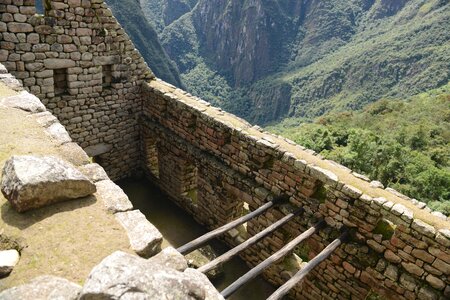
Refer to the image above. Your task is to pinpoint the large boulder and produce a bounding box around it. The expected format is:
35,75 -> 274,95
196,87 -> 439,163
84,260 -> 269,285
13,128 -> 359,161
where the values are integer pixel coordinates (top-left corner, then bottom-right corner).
115,210 -> 163,258
79,251 -> 224,300
0,275 -> 81,299
1,156 -> 96,212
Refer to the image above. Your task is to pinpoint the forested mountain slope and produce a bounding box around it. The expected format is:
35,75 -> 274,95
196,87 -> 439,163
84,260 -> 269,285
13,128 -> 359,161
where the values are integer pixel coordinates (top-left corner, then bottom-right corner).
268,84 -> 450,215
138,0 -> 449,124
104,0 -> 449,212
105,0 -> 182,86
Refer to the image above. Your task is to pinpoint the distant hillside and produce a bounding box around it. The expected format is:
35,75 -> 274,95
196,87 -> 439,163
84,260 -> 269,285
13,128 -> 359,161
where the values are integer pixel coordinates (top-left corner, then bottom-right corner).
267,84 -> 450,215
105,0 -> 183,87
138,0 -> 449,124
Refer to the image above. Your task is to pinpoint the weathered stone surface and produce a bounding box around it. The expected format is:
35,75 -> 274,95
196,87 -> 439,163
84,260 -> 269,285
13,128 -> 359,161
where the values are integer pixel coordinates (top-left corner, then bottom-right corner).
92,55 -> 120,66
43,59 -> 76,69
0,250 -> 19,278
0,91 -> 45,113
78,163 -> 109,183
46,123 -> 72,144
84,143 -> 112,157
95,180 -> 133,213
148,246 -> 188,271
1,155 -> 96,212
7,22 -> 33,33
79,251 -> 223,300
30,111 -> 58,128
57,142 -> 90,167
115,210 -> 163,258
402,262 -> 424,277
0,275 -> 81,300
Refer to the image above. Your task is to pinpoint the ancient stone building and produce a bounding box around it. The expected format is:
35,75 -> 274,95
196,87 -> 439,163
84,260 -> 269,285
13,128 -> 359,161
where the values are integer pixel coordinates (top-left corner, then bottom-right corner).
1,1 -> 449,299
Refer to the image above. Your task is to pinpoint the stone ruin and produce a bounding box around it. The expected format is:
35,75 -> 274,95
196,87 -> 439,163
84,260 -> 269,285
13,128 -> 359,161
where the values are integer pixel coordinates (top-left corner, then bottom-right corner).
0,1 -> 449,299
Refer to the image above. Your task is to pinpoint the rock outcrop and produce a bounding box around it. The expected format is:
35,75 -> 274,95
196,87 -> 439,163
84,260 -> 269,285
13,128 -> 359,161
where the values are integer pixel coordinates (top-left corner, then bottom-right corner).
79,251 -> 224,300
1,155 -> 96,212
0,275 -> 82,300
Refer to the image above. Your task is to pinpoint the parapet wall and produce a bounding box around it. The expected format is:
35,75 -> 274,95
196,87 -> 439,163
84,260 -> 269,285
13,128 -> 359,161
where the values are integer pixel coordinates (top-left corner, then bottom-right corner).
142,79 -> 450,300
0,0 -> 153,179
2,1 -> 449,299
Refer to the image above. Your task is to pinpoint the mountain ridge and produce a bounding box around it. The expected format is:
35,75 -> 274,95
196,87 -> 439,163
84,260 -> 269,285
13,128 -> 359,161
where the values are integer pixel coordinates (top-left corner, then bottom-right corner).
138,0 -> 449,124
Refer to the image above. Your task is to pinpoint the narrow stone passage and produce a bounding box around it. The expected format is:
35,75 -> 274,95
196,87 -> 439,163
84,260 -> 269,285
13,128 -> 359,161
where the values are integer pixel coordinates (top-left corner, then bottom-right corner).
117,177 -> 276,300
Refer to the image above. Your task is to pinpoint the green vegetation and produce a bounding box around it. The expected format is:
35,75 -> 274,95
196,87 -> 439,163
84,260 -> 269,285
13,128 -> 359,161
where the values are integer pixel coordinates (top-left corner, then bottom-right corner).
373,219 -> 396,240
267,85 -> 450,215
111,1 -> 449,211
105,0 -> 183,86
139,0 -> 449,124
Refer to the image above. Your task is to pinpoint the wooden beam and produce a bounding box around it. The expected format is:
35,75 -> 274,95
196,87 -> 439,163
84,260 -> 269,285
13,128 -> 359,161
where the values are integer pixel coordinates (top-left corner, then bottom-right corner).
198,208 -> 305,274
220,220 -> 326,298
267,231 -> 349,300
176,196 -> 286,254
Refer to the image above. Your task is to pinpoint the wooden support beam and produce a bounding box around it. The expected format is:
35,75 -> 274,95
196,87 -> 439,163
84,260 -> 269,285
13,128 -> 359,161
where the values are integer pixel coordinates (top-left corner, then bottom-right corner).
176,196 -> 286,254
220,220 -> 326,298
198,208 -> 305,274
267,231 -> 349,300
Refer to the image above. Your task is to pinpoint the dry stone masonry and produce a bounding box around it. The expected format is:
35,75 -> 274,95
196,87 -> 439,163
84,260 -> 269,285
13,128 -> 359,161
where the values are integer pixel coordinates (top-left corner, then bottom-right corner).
141,80 -> 450,300
0,0 -> 153,180
1,1 -> 449,300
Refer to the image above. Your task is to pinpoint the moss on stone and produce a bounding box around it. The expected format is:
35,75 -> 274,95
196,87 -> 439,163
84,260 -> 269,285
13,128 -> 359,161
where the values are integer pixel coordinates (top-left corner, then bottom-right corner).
294,243 -> 310,262
365,290 -> 383,300
373,219 -> 396,240
311,184 -> 327,203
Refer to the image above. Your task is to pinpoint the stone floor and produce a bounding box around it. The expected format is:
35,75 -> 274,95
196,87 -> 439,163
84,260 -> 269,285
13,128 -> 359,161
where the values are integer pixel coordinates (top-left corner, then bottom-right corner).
0,79 -> 130,290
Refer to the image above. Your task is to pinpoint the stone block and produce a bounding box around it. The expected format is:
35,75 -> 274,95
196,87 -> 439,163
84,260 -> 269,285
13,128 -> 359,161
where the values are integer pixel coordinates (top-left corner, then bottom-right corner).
1,155 -> 96,212
0,275 -> 81,300
44,58 -> 76,69
78,163 -> 108,183
79,251 -> 224,300
115,210 -> 163,258
7,22 -> 33,33
148,247 -> 188,271
84,143 -> 112,156
0,91 -> 45,113
95,180 -> 133,213
93,55 -> 120,66
46,122 -> 72,144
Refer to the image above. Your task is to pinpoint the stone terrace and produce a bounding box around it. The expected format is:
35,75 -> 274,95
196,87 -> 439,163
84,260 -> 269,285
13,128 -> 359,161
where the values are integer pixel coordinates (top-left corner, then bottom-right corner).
0,1 -> 449,299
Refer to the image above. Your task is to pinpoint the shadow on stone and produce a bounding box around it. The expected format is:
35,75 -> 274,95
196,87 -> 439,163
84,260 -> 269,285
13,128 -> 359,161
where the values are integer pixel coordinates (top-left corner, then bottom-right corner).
1,195 -> 96,230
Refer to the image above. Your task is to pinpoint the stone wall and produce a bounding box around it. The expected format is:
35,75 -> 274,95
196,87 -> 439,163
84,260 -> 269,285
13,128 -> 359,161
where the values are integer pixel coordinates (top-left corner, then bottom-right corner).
141,79 -> 450,300
0,0 -> 153,179
2,1 -> 449,299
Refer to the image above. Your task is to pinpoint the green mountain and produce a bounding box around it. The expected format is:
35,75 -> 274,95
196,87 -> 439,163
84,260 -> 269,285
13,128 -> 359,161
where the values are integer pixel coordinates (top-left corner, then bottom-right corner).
139,0 -> 449,124
105,0 -> 183,86
105,0 -> 449,212
267,84 -> 450,215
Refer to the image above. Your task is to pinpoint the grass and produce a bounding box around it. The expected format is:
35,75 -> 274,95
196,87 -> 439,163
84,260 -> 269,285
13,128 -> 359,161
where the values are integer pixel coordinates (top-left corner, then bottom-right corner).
0,93 -> 130,289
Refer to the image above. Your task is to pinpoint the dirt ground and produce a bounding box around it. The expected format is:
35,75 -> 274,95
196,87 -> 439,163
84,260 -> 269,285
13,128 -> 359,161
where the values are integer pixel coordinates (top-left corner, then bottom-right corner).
0,87 -> 130,289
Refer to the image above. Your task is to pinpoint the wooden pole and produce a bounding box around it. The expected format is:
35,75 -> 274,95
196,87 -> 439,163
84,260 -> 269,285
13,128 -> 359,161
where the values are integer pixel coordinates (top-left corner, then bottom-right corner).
220,220 -> 326,298
198,208 -> 305,274
267,231 -> 349,300
177,196 -> 286,254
